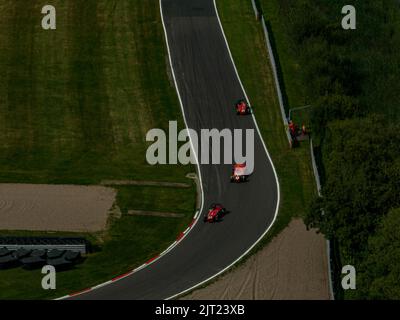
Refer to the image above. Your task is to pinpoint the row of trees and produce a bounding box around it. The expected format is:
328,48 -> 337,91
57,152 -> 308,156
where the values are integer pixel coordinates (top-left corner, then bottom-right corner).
271,0 -> 400,298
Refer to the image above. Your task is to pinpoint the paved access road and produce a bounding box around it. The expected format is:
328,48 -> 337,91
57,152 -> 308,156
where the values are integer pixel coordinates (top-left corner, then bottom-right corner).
72,0 -> 279,300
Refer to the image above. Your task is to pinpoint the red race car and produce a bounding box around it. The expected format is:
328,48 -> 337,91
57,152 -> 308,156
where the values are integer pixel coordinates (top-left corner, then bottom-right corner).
230,163 -> 248,183
204,204 -> 227,223
235,99 -> 252,115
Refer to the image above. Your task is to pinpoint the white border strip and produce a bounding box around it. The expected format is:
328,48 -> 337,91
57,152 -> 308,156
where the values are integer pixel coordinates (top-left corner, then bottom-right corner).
166,0 -> 281,300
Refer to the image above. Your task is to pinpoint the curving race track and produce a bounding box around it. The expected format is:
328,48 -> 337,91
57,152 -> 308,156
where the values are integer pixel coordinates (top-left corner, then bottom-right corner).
71,0 -> 279,300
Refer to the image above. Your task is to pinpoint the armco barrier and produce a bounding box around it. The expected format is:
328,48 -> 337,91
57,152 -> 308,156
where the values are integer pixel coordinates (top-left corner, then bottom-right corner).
261,17 -> 292,145
250,0 -> 260,19
310,138 -> 322,195
310,138 -> 335,300
250,1 -> 292,145
261,17 -> 287,126
250,0 -> 334,299
0,237 -> 88,254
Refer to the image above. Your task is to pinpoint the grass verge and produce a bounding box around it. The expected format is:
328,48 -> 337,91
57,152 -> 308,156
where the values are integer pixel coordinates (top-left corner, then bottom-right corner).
0,0 -> 196,299
0,0 -> 191,184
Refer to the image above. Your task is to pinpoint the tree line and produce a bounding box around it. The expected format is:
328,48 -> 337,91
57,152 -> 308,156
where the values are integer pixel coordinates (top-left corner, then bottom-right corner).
266,0 -> 400,299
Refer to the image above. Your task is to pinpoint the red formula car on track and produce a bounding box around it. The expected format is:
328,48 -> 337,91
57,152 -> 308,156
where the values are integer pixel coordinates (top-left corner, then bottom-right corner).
235,99 -> 252,115
204,204 -> 227,223
230,163 -> 249,183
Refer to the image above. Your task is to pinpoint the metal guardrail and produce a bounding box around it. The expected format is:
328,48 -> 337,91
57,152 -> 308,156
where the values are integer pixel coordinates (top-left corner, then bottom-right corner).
2,244 -> 87,254
261,17 -> 288,126
260,16 -> 292,145
262,20 -> 292,145
250,1 -> 293,145
250,0 -> 260,19
250,0 -> 335,299
310,138 -> 334,300
0,237 -> 88,254
310,138 -> 322,195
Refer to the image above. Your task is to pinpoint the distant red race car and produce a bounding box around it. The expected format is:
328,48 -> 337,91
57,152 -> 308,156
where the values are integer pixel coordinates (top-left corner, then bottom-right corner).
204,204 -> 227,223
230,163 -> 248,183
235,99 -> 251,115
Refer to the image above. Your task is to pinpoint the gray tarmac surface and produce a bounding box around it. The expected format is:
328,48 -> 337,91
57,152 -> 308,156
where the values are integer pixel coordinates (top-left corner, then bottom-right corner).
72,0 -> 278,300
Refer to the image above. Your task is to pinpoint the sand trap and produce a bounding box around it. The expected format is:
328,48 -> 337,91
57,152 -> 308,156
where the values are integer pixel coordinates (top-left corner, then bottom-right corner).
0,184 -> 116,232
183,219 -> 331,300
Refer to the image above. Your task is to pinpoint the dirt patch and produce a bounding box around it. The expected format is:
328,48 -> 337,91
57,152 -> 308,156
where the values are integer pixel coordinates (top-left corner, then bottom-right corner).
183,219 -> 330,300
0,184 -> 116,232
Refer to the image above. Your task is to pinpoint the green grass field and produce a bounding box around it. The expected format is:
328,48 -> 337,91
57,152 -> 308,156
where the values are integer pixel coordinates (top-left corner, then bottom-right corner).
0,0 -> 191,184
216,0 -> 315,255
0,0 -> 196,299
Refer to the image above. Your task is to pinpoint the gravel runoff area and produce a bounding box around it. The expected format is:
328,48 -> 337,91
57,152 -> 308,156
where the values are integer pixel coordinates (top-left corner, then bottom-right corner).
0,184 -> 116,232
183,219 -> 330,300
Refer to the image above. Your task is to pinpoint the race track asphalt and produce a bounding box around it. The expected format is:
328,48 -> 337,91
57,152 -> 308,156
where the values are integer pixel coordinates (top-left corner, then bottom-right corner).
72,0 -> 279,300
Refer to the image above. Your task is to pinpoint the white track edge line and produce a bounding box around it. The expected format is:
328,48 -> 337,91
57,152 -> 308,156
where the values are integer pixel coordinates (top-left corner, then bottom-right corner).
92,280 -> 113,290
166,0 -> 281,300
